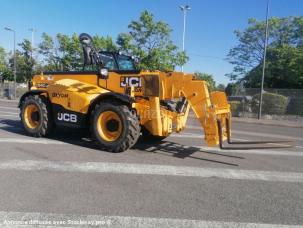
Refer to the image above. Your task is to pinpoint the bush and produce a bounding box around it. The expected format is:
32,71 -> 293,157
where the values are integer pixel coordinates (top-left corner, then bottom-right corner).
251,92 -> 288,115
287,98 -> 303,116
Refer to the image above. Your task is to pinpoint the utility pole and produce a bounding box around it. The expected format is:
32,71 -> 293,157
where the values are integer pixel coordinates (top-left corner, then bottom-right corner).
179,5 -> 191,72
29,28 -> 36,59
258,0 -> 270,119
4,27 -> 17,99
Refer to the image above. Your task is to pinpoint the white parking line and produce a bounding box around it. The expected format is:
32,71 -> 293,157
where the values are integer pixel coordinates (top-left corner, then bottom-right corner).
233,129 -> 303,141
295,145 -> 303,149
0,106 -> 18,110
198,146 -> 303,156
171,133 -> 202,138
170,133 -> 302,151
0,136 -> 301,156
0,138 -> 65,144
0,211 -> 301,228
0,111 -> 18,115
0,160 -> 303,183
0,114 -> 18,117
186,125 -> 303,141
0,99 -> 18,103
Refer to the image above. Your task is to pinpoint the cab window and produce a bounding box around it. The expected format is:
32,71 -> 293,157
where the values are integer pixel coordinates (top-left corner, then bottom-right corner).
99,53 -> 118,70
116,55 -> 136,70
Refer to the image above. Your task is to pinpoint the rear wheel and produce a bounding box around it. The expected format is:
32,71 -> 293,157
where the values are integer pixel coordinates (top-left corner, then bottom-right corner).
20,95 -> 53,137
91,102 -> 140,152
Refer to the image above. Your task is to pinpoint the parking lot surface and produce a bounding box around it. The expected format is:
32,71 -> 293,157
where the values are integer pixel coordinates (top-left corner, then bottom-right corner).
0,99 -> 302,227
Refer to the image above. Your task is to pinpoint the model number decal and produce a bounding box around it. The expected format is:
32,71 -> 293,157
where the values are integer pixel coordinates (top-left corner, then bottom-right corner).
57,113 -> 77,123
52,93 -> 68,98
120,77 -> 141,88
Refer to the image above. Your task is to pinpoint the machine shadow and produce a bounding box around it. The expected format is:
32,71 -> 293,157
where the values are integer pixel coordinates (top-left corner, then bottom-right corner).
0,118 -> 242,166
134,140 -> 243,166
0,118 -> 96,148
0,119 -> 25,134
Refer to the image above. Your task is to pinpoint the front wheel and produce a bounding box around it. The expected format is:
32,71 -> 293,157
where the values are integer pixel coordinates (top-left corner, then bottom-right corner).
20,95 -> 53,137
91,102 -> 140,152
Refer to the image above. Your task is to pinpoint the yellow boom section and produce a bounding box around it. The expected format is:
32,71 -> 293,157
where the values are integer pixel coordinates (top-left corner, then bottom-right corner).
160,72 -> 231,147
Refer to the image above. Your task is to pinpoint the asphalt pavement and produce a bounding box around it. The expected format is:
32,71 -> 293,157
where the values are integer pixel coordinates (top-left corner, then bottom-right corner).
0,99 -> 302,227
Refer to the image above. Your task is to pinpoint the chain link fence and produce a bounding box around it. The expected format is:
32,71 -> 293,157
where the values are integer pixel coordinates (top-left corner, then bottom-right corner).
228,88 -> 303,121
0,83 -> 28,100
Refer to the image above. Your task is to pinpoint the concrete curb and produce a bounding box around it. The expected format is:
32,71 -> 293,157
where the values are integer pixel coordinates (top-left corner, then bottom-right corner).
232,117 -> 303,128
188,113 -> 303,128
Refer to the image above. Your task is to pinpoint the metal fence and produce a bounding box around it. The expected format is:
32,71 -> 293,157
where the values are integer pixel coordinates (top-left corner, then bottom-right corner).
228,88 -> 303,120
0,83 -> 28,100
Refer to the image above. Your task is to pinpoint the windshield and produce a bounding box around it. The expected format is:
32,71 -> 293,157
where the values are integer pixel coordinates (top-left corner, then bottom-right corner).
116,55 -> 136,70
99,53 -> 118,70
98,52 -> 136,71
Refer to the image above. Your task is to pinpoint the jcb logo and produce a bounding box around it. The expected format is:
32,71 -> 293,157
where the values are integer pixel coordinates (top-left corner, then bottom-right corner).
120,77 -> 141,87
58,113 -> 77,123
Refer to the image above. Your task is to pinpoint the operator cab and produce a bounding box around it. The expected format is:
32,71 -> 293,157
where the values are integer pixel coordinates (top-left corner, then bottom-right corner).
79,33 -> 139,74
42,33 -> 139,75
99,51 -> 137,71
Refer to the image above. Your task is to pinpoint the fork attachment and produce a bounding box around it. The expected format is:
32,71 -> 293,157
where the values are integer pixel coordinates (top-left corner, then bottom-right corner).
217,119 -> 293,150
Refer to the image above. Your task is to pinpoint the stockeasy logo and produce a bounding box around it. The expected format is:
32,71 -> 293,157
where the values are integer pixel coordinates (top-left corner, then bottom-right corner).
120,77 -> 141,87
57,113 -> 77,123
52,93 -> 68,98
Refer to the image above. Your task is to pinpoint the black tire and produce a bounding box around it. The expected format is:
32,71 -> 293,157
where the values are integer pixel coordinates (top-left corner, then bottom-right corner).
20,95 -> 53,137
91,102 -> 140,152
139,127 -> 169,142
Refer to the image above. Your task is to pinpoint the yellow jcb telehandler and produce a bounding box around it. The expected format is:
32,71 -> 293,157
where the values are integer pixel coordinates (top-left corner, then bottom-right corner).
19,33 -> 290,152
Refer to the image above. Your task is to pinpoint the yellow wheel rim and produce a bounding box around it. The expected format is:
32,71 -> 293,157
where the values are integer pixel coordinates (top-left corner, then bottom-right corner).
24,104 -> 40,129
97,111 -> 122,142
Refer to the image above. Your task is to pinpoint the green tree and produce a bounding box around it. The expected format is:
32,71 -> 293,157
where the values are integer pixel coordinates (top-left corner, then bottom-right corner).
38,33 -> 119,71
0,47 -> 13,81
117,10 -> 188,71
39,33 -> 61,71
0,47 -> 5,68
36,12 -> 188,72
266,45 -> 303,88
56,33 -> 82,71
242,45 -> 303,88
225,83 -> 238,96
216,84 -> 226,91
194,72 -> 216,91
227,16 -> 303,88
0,47 -> 7,80
93,35 -> 118,52
15,39 -> 36,82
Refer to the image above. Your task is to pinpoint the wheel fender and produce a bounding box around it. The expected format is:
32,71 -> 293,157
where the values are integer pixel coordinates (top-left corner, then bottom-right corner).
18,90 -> 49,108
88,92 -> 134,115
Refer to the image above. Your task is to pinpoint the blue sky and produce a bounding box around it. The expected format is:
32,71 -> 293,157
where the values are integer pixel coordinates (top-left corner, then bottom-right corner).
0,0 -> 302,84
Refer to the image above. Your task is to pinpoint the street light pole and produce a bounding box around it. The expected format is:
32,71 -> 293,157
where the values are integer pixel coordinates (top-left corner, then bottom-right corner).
179,5 -> 191,72
29,28 -> 37,73
29,28 -> 36,59
258,0 -> 270,119
4,27 -> 17,99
